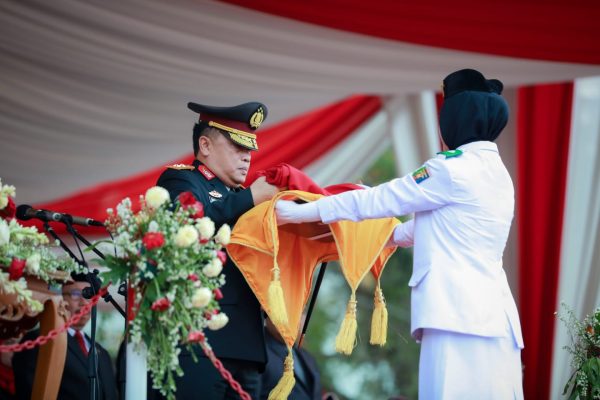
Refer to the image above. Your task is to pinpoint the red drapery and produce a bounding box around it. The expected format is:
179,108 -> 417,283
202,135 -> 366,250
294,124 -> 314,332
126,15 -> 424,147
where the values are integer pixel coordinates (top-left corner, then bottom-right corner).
31,95 -> 382,233
517,82 -> 573,399
223,0 -> 600,65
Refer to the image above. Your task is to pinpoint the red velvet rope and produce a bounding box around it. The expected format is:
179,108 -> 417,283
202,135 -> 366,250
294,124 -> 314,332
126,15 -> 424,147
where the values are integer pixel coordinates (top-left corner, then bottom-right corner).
0,287 -> 107,353
1,286 -> 251,399
201,342 -> 252,400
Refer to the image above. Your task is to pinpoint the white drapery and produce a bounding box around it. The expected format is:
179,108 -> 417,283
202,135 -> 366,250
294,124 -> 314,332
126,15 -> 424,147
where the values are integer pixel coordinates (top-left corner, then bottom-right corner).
551,77 -> 600,399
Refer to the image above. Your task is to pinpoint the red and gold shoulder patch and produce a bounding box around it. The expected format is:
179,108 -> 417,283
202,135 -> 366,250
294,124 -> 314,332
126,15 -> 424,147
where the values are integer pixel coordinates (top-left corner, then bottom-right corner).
198,165 -> 216,180
166,163 -> 195,170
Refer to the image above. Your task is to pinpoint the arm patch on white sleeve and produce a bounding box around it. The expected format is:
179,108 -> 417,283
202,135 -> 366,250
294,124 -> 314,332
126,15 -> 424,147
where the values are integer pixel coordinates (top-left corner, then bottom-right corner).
412,166 -> 430,184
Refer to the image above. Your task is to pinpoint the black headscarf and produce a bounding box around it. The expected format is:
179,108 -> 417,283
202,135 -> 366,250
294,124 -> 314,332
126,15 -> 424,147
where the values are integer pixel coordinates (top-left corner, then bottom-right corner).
439,69 -> 509,150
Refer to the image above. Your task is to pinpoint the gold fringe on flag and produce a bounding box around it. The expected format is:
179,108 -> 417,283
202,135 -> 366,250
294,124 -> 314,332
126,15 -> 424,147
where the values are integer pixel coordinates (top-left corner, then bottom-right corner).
369,283 -> 388,346
268,349 -> 296,400
268,264 -> 288,325
335,292 -> 358,355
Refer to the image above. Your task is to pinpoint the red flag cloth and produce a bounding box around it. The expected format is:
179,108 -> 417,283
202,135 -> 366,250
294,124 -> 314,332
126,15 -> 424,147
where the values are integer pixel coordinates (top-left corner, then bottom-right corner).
74,330 -> 88,357
257,163 -> 391,283
257,163 -> 362,195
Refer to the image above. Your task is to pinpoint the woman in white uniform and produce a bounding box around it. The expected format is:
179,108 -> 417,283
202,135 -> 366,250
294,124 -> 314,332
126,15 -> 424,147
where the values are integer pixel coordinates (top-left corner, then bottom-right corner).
276,69 -> 524,399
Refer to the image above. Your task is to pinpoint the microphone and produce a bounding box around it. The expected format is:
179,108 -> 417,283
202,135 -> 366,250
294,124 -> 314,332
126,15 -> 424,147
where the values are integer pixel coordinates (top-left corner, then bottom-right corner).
16,204 -> 105,227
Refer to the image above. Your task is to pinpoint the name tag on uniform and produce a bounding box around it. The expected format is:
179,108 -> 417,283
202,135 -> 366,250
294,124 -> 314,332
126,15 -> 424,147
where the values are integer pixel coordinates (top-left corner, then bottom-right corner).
412,166 -> 430,184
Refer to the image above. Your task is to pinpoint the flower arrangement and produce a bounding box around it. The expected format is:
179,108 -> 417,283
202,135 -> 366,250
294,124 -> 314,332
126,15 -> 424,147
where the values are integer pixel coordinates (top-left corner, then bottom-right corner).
0,178 -> 81,315
560,303 -> 600,399
99,186 -> 231,399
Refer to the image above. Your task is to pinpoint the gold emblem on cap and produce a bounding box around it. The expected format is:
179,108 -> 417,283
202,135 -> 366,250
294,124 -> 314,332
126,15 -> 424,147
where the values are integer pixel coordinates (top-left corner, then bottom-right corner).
249,107 -> 264,129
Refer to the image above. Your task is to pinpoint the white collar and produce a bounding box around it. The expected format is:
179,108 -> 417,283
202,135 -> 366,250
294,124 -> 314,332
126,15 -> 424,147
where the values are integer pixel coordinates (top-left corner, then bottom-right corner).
457,141 -> 498,153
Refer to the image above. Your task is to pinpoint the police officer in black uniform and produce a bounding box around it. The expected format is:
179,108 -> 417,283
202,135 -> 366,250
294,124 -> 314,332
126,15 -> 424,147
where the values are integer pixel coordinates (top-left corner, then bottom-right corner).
155,102 -> 279,400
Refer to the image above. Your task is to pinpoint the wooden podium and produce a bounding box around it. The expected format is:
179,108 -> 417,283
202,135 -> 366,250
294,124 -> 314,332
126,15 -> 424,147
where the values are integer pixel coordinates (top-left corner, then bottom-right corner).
1,275 -> 69,400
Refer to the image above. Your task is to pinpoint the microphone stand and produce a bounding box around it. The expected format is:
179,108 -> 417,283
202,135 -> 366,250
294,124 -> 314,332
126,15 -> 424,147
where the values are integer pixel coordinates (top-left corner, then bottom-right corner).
44,218 -> 128,399
69,227 -> 126,318
64,221 -> 129,399
63,218 -> 99,400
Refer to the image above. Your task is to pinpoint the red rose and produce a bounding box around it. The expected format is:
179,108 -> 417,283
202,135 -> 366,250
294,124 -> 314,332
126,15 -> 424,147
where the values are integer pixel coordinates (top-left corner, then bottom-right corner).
8,258 -> 26,280
178,192 -> 197,206
199,238 -> 209,244
178,192 -> 204,218
213,288 -> 223,301
189,203 -> 204,219
216,251 -> 227,265
142,232 -> 165,250
150,297 -> 171,312
187,331 -> 205,343
0,197 -> 16,220
188,273 -> 199,282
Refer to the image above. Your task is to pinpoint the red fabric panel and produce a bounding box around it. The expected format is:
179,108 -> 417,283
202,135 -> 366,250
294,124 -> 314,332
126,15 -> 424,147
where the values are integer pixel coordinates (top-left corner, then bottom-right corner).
29,95 -> 381,233
222,0 -> 600,65
257,163 -> 362,195
517,82 -> 573,400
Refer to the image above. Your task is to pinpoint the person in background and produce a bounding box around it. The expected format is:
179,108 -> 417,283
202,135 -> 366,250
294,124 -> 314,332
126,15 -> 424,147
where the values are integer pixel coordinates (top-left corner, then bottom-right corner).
155,101 -> 279,399
275,69 -> 524,399
12,273 -> 117,400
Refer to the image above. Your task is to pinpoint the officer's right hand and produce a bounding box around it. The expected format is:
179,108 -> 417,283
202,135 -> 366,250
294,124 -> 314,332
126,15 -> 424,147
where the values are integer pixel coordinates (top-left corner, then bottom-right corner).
249,176 -> 279,205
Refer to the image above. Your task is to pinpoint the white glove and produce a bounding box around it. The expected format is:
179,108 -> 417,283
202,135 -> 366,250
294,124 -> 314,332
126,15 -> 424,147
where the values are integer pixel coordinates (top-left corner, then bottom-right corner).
275,200 -> 321,225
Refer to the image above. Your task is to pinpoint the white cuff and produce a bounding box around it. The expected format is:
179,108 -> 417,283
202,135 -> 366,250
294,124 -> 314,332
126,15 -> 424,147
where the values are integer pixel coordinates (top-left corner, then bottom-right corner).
392,219 -> 414,248
275,200 -> 321,225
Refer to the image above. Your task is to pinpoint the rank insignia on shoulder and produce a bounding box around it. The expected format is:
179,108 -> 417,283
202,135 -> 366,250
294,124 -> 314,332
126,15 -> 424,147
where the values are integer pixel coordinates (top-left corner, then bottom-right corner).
437,149 -> 463,159
198,165 -> 216,180
412,166 -> 430,184
166,163 -> 195,170
208,190 -> 223,199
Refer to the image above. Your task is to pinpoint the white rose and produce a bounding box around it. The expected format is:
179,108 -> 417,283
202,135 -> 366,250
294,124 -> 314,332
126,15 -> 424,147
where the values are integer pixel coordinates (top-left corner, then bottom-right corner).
145,186 -> 170,209
147,220 -> 159,233
196,217 -> 215,240
215,224 -> 231,245
192,287 -> 212,308
26,253 -> 41,274
0,219 -> 10,246
0,195 -> 7,209
207,312 -> 229,331
174,226 -> 198,248
202,258 -> 222,278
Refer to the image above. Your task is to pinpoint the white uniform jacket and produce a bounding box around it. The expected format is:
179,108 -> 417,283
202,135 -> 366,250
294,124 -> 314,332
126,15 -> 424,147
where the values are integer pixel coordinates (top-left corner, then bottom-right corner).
317,141 -> 523,347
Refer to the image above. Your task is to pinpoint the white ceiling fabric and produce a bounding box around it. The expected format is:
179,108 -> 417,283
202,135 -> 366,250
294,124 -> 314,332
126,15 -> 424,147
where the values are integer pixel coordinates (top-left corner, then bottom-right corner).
1,0 -> 600,204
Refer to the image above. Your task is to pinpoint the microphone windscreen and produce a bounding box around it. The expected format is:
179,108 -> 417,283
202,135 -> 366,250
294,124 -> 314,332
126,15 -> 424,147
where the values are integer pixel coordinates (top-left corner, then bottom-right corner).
16,204 -> 33,220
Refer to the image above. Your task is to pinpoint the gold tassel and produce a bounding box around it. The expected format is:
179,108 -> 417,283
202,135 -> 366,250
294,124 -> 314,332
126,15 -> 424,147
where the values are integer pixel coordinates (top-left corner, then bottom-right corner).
370,284 -> 388,346
335,292 -> 358,355
268,350 -> 296,400
268,265 -> 288,325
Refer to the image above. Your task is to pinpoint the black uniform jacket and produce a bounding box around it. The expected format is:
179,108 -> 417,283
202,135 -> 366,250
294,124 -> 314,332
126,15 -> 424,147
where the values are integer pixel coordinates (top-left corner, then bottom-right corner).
12,329 -> 117,400
156,159 -> 267,365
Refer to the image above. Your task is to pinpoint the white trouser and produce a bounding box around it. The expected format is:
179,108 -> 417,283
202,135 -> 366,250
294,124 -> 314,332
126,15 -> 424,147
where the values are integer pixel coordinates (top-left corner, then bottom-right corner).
418,328 -> 523,400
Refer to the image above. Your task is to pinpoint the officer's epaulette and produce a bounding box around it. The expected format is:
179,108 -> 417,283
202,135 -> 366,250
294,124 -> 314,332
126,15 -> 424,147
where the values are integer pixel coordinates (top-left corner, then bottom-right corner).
166,163 -> 195,170
436,149 -> 463,159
